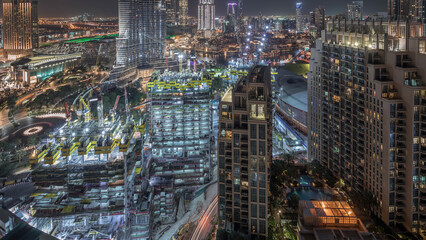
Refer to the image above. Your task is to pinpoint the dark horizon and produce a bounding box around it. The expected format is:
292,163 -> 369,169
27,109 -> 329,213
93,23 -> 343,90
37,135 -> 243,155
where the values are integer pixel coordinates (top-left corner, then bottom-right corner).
33,0 -> 386,18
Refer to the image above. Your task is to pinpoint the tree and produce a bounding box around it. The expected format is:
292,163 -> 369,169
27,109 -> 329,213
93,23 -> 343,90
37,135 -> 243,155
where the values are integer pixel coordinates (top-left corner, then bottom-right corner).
280,151 -> 298,164
287,194 -> 300,210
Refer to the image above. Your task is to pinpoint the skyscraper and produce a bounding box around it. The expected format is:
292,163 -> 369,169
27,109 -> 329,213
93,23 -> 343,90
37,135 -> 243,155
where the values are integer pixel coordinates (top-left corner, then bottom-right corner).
388,0 -> 411,20
347,1 -> 363,20
308,19 -> 426,236
2,0 -> 38,60
179,0 -> 189,25
198,0 -> 216,37
411,0 -> 426,22
165,0 -> 179,25
309,6 -> 325,36
139,0 -> 166,66
296,2 -> 303,32
218,65 -> 273,239
112,0 -> 166,84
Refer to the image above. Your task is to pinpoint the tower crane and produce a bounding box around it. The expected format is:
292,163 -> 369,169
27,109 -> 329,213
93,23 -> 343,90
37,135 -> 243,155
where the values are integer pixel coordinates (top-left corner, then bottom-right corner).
110,95 -> 120,123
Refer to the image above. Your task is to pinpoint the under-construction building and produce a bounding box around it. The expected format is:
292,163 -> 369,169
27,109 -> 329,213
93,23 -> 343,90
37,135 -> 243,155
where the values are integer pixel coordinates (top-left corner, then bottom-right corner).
148,70 -> 213,187
19,89 -> 151,239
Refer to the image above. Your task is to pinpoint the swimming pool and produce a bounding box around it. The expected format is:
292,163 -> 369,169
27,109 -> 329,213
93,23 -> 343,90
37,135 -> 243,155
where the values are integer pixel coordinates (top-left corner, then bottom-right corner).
287,175 -> 331,200
287,188 -> 332,201
298,175 -> 313,187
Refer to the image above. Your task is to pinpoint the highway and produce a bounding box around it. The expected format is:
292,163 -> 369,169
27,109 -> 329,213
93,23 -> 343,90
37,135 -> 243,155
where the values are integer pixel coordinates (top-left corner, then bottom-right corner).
191,196 -> 218,240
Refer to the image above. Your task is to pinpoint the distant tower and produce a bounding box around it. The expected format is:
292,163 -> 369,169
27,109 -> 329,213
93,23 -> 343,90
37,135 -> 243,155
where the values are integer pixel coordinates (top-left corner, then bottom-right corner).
198,0 -> 216,38
165,0 -> 179,25
2,0 -> 39,60
388,0 -> 411,20
296,2 -> 303,32
179,0 -> 189,25
112,0 -> 166,85
347,1 -> 363,20
139,0 -> 166,66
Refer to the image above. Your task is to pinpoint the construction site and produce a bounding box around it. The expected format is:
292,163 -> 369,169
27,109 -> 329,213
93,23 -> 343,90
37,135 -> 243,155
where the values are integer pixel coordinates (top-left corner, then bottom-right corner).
14,82 -> 152,239
147,69 -> 213,223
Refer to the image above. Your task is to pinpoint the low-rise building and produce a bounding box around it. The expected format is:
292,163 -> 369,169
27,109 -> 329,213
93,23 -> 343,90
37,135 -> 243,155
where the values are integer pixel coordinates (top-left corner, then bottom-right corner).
297,200 -> 376,240
11,53 -> 82,85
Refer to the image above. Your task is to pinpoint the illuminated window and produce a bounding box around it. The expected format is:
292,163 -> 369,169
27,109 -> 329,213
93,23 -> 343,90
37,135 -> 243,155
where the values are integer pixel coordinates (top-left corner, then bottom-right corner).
419,40 -> 426,54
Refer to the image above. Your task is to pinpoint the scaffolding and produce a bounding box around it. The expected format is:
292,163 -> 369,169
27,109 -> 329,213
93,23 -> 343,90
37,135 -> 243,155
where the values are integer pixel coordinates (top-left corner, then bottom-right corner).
24,92 -> 148,239
148,70 -> 213,187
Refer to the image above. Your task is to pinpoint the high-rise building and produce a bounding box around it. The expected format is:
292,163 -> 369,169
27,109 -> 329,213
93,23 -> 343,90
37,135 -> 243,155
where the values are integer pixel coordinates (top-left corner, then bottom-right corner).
308,19 -> 426,237
198,0 -> 216,37
296,2 -> 303,32
218,65 -> 273,239
112,0 -> 166,84
411,0 -> 426,22
2,0 -> 39,60
139,0 -> 166,66
148,71 -> 213,188
388,0 -> 411,20
165,0 -> 179,25
347,1 -> 363,20
309,6 -> 325,36
179,0 -> 189,25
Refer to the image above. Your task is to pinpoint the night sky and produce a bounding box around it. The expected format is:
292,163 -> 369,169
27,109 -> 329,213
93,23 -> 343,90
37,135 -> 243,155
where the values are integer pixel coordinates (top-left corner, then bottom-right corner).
37,0 -> 387,18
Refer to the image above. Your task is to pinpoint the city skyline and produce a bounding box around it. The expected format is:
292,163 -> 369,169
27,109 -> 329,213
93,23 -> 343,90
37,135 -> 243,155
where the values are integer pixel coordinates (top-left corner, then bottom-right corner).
23,0 -> 387,18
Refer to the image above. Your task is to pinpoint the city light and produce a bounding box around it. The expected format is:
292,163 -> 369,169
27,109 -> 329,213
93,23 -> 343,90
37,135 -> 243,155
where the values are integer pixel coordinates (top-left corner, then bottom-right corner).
2,1 -> 421,240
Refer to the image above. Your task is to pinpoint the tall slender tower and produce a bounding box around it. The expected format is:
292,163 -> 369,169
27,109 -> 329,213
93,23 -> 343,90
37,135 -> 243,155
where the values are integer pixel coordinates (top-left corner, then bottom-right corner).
2,0 -> 38,60
112,0 -> 166,84
179,0 -> 189,25
296,2 -> 303,32
139,0 -> 166,67
165,0 -> 179,25
198,0 -> 216,37
218,65 -> 273,238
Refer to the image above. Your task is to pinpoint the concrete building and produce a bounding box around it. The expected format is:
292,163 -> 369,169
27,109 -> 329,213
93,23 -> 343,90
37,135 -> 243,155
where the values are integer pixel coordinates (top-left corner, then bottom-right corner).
198,0 -> 216,38
347,1 -> 363,20
2,0 -> 39,60
148,71 -> 213,187
308,19 -> 426,237
309,7 -> 325,37
218,65 -> 273,239
297,201 -> 376,240
20,95 -> 148,239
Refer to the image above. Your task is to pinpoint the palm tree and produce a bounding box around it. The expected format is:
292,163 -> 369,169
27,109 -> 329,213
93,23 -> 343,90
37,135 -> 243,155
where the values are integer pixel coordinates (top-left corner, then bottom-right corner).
280,151 -> 298,164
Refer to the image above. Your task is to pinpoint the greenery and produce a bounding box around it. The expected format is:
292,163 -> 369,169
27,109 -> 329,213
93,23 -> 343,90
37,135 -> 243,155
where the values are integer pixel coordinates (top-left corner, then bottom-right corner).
287,194 -> 300,210
102,85 -> 146,117
282,223 -> 297,240
212,76 -> 223,92
268,216 -> 282,240
281,62 -> 310,78
307,160 -> 339,187
0,153 -> 17,178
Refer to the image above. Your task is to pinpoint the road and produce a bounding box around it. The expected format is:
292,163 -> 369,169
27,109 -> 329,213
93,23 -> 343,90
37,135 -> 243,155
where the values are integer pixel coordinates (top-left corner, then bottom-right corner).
191,196 -> 218,240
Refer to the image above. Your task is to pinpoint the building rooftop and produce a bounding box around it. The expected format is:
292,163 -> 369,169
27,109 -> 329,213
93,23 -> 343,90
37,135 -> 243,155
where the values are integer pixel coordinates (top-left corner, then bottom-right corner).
148,70 -> 212,93
276,68 -> 307,112
298,201 -> 376,240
